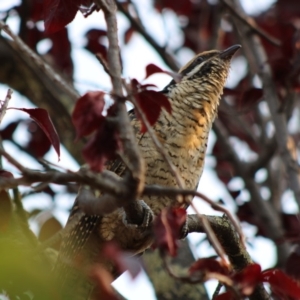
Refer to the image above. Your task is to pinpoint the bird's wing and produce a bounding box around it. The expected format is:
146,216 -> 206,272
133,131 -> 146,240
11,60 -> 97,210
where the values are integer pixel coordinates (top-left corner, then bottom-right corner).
57,109 -> 145,262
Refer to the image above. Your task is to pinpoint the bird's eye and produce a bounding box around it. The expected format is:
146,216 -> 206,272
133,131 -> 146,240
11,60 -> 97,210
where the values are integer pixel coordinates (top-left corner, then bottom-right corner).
196,56 -> 203,63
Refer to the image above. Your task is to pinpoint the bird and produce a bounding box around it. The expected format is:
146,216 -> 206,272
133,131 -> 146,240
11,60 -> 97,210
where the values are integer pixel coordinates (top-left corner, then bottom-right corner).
55,44 -> 241,299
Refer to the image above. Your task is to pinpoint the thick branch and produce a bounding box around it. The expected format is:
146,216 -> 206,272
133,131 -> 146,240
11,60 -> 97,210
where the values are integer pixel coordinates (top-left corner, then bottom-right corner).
187,214 -> 270,300
0,36 -> 83,163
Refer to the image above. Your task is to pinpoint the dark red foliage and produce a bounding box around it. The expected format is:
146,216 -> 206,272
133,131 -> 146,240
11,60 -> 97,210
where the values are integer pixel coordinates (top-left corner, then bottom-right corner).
43,0 -> 81,34
212,143 -> 236,184
213,264 -> 262,299
72,91 -> 106,138
153,208 -> 186,256
102,242 -> 141,279
232,264 -> 262,296
131,78 -> 172,133
281,213 -> 300,241
262,269 -> 300,299
124,26 -> 135,45
85,29 -> 108,59
89,266 -> 119,300
214,291 -> 232,300
82,119 -> 121,172
0,121 -> 20,140
154,0 -> 193,16
145,64 -> 166,79
236,202 -> 266,237
218,110 -> 259,153
286,246 -> 300,280
254,2 -> 300,88
144,64 -> 182,82
47,29 -> 74,77
216,265 -> 300,299
16,0 -> 74,77
72,92 -> 121,171
28,0 -> 44,22
9,108 -> 60,159
25,121 -> 52,158
0,170 -> 14,179
229,190 -> 241,200
189,258 -> 229,277
224,87 -> 263,111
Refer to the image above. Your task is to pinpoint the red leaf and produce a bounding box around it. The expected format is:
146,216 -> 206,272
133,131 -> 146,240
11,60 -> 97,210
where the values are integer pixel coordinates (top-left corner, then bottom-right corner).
189,258 -> 229,276
0,170 -> 14,179
29,0 -> 44,22
72,91 -> 105,138
286,247 -> 300,280
229,190 -> 241,200
153,208 -> 186,256
232,264 -> 262,296
89,266 -> 119,300
154,0 -> 193,16
47,28 -> 73,77
43,0 -> 81,34
82,119 -> 121,172
0,121 -> 20,140
124,26 -> 135,44
25,121 -> 52,157
85,29 -> 107,58
214,291 -> 234,300
145,64 -> 165,79
282,213 -> 300,240
134,87 -> 172,133
145,64 -> 182,82
10,108 -> 60,159
131,78 -> 172,132
237,88 -> 263,109
236,202 -> 266,237
262,269 -> 300,299
102,242 -> 142,279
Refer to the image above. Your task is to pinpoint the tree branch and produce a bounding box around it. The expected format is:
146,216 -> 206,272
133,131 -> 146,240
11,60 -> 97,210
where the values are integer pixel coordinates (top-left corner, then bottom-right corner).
187,214 -> 270,300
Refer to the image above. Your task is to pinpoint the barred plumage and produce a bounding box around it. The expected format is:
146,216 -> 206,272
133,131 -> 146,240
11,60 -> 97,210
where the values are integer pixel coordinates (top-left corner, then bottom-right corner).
56,45 -> 241,299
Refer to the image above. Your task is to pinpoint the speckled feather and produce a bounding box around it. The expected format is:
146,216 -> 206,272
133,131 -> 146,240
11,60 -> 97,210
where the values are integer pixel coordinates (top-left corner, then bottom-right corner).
56,45 -> 240,299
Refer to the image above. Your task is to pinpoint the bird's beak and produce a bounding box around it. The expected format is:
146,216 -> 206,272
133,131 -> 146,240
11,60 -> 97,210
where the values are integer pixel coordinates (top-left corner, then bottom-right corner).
220,44 -> 241,60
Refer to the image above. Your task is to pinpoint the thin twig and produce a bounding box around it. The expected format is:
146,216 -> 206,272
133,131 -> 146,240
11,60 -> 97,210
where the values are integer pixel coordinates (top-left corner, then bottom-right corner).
195,191 -> 244,245
0,88 -> 13,125
95,53 -> 111,76
162,254 -> 233,286
212,282 -> 223,299
220,0 -> 281,46
97,0 -> 145,194
0,145 -> 26,172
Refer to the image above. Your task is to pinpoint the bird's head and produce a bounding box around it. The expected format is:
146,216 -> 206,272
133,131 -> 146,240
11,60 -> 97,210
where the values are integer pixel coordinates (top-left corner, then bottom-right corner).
162,45 -> 241,108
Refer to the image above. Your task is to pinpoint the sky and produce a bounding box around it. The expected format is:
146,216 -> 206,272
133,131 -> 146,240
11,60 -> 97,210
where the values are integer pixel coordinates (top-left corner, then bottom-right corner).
0,0 -> 277,299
